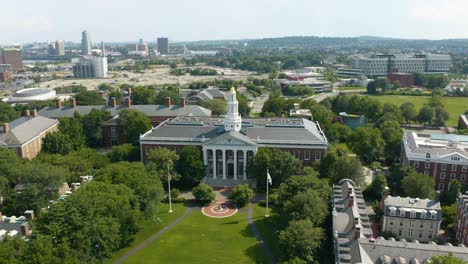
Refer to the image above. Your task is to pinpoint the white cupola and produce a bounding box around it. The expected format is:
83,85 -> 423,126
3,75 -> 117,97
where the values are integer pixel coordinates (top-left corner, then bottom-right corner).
224,87 -> 242,131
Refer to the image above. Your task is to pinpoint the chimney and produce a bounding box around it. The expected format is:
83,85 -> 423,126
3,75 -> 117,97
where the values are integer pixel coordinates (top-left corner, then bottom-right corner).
2,123 -> 9,134
24,109 -> 30,117
354,227 -> 361,239
111,97 -> 117,108
32,109 -> 38,117
435,191 -> 441,201
56,99 -> 62,109
181,98 -> 186,107
71,98 -> 77,108
24,210 -> 34,221
125,97 -> 131,107
166,97 -> 172,107
20,223 -> 30,237
383,186 -> 390,199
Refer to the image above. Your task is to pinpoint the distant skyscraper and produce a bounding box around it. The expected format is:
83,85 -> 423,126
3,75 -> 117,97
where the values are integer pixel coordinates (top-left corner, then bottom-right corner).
55,40 -> 65,56
48,43 -> 56,55
0,48 -> 23,72
101,41 -> 106,57
139,38 -> 144,45
157,37 -> 169,55
81,30 -> 91,55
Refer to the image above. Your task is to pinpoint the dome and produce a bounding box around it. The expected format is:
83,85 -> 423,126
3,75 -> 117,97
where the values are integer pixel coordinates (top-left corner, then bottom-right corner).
5,88 -> 56,103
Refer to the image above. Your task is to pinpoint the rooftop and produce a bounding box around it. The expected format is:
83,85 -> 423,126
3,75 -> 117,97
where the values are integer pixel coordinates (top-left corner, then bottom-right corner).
384,195 -> 441,210
403,131 -> 468,158
0,116 -> 59,146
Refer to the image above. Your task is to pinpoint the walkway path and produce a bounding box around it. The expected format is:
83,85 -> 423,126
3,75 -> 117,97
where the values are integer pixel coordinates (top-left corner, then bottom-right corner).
247,203 -> 277,264
113,207 -> 194,264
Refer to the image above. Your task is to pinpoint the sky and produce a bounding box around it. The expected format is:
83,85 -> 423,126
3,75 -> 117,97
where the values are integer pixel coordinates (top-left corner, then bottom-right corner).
1,0 -> 468,44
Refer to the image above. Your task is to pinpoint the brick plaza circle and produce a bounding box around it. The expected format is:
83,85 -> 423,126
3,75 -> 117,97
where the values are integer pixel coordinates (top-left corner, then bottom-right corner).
202,202 -> 238,218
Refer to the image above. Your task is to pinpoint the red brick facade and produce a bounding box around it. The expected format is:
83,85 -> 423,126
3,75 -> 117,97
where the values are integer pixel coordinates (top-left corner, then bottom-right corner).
457,195 -> 468,246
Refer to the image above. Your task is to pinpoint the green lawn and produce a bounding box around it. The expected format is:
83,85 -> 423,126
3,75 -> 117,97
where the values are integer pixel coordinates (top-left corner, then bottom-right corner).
253,204 -> 281,260
366,95 -> 468,127
123,207 -> 268,264
109,203 -> 186,263
339,86 -> 366,91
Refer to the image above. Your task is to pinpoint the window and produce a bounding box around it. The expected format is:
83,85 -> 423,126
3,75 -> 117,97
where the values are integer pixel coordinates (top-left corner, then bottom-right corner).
441,164 -> 447,171
429,234 -> 433,239
400,210 -> 405,217
410,211 -> 416,218
390,210 -> 396,216
304,150 -> 310,161
398,229 -> 403,236
425,162 -> 430,169
111,139 -> 118,146
424,170 -> 429,175
420,222 -> 424,229
450,173 -> 456,180
409,221 -> 415,228
430,223 -> 434,229
419,232 -> 423,239
110,127 -> 117,137
431,213 -> 437,220
440,172 -> 446,179
426,153 -> 431,159
399,221 -> 403,227
452,164 -> 458,171
408,230 -> 413,237
439,183 -> 445,191
452,157 -> 460,161
463,166 -> 467,173
462,174 -> 466,182
414,161 -> 419,168
315,151 -> 321,160
421,212 -> 426,219
294,150 -> 300,159
390,221 -> 394,226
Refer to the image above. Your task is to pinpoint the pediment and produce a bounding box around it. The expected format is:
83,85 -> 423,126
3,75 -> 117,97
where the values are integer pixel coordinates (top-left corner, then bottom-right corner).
204,131 -> 257,147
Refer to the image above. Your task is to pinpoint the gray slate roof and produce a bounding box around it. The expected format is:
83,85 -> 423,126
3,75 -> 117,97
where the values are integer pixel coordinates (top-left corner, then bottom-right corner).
0,116 -> 58,146
140,117 -> 328,147
38,104 -> 211,119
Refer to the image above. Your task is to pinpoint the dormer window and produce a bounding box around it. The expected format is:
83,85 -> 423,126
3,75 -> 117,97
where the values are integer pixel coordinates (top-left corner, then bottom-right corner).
410,211 -> 416,218
400,209 -> 405,217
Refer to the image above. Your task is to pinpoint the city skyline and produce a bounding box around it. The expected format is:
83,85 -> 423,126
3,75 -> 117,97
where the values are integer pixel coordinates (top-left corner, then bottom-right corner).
1,0 -> 468,44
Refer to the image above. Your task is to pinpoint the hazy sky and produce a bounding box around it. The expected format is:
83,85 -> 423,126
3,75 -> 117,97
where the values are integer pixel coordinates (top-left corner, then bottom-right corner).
2,0 -> 468,44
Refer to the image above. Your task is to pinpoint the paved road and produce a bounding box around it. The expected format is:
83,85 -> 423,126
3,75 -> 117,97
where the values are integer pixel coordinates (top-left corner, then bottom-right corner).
113,207 -> 194,264
247,203 -> 277,264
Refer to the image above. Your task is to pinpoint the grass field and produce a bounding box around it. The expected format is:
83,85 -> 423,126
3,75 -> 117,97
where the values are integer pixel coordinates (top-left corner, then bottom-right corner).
366,95 -> 468,127
339,86 -> 366,91
109,203 -> 186,263
253,204 -> 281,260
123,207 -> 268,264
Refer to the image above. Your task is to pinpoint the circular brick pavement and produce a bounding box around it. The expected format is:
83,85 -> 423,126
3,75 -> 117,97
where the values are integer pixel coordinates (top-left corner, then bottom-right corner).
202,202 -> 238,218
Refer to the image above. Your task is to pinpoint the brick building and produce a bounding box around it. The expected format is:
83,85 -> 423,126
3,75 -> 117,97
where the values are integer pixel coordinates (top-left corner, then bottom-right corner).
457,193 -> 468,246
387,72 -> 415,87
0,48 -> 22,72
0,110 -> 59,159
401,131 -> 468,192
139,88 -> 328,186
0,64 -> 13,82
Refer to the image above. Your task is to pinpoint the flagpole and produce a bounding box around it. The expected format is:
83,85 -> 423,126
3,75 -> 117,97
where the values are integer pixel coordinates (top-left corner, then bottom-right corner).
265,167 -> 270,217
167,164 -> 173,213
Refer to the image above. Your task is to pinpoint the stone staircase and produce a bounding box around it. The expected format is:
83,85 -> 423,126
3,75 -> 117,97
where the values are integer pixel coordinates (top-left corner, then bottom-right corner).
203,177 -> 256,189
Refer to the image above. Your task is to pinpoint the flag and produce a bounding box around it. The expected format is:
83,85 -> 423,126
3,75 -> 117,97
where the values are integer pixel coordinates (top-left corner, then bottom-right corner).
267,171 -> 272,185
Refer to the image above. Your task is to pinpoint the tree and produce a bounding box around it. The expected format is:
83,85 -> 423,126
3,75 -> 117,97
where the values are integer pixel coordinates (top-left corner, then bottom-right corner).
131,86 -> 157,105
418,106 -> 435,127
277,173 -> 330,207
349,126 -> 385,162
199,99 -> 227,116
379,120 -> 403,162
261,96 -> 287,117
146,147 -> 179,181
441,203 -> 457,231
175,146 -> 205,188
118,109 -> 151,145
155,89 -> 180,105
236,92 -> 251,117
367,81 -> 377,94
393,80 -> 401,89
81,109 -> 111,147
282,189 -> 327,225
318,150 -> 338,179
325,123 -> 352,143
333,155 -> 364,185
42,132 -> 74,155
369,174 -> 388,199
74,91 -> 104,105
0,101 -> 20,124
430,253 -> 467,264
434,106 -> 450,127
229,184 -> 254,207
192,183 -> 215,203
400,102 -> 417,125
444,180 -> 461,205
57,117 -> 85,150
247,148 -> 303,188
107,144 -> 140,162
279,219 -> 324,263
401,172 -> 436,199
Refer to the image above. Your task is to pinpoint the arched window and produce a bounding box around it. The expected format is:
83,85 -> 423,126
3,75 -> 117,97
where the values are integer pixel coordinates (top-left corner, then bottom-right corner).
426,153 -> 431,159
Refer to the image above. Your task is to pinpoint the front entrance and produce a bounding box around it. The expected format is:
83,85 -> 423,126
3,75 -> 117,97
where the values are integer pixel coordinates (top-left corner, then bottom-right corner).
227,163 -> 234,179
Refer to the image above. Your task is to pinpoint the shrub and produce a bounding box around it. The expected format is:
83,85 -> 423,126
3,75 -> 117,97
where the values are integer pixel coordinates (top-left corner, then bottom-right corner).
229,184 -> 254,207
192,183 -> 215,204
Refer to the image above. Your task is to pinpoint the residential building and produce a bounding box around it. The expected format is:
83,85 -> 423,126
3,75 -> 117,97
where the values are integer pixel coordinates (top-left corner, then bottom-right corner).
401,131 -> 468,192
353,54 -> 450,76
139,88 -> 328,186
72,56 -> 108,78
38,95 -> 212,147
0,64 -> 13,82
276,78 -> 332,93
457,193 -> 468,246
157,37 -> 169,55
0,210 -> 34,241
388,72 -> 415,87
459,113 -> 468,129
81,30 -> 91,55
381,194 -> 442,242
0,110 -> 59,159
332,179 -> 468,263
0,48 -> 22,72
55,40 -> 65,56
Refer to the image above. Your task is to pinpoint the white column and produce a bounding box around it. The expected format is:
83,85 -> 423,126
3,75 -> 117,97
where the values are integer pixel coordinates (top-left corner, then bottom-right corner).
222,149 -> 227,180
212,149 -> 217,179
234,150 -> 237,180
243,150 -> 247,180
203,148 -> 208,165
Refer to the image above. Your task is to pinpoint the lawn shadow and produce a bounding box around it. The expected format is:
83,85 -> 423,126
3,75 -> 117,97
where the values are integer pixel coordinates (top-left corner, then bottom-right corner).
183,199 -> 201,208
244,243 -> 269,264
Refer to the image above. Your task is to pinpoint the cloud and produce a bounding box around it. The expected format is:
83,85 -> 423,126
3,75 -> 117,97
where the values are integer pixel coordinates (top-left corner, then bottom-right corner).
412,0 -> 468,22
